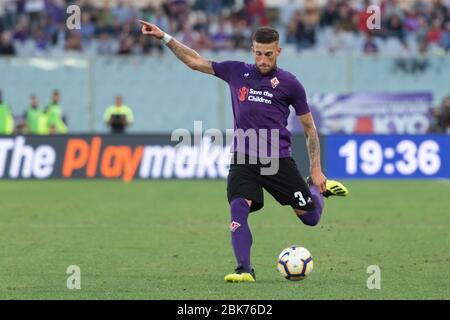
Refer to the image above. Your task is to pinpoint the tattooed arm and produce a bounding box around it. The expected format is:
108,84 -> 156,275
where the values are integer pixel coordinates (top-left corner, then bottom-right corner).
299,112 -> 327,193
139,20 -> 214,75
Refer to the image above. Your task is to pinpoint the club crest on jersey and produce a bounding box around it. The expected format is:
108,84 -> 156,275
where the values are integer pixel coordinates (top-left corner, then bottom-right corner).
230,221 -> 241,232
270,77 -> 279,88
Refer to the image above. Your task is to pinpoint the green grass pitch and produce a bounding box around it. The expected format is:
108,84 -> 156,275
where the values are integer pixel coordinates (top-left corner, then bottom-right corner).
0,180 -> 449,299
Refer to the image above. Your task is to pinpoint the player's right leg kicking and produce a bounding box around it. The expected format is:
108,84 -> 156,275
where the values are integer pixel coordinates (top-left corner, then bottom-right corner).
295,178 -> 349,226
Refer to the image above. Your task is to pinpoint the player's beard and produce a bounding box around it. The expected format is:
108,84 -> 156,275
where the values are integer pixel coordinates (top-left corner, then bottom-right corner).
256,63 -> 277,75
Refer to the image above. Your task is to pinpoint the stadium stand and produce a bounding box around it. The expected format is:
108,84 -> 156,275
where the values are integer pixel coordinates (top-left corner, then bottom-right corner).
0,0 -> 449,57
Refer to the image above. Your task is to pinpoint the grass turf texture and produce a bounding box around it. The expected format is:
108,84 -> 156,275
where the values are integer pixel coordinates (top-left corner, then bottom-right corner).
0,180 -> 449,299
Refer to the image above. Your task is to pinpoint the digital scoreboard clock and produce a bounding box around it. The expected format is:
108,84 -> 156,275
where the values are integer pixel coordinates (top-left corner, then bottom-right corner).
326,135 -> 450,179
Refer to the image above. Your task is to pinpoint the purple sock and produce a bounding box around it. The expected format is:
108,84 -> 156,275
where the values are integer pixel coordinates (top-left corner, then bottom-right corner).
298,186 -> 324,226
230,198 -> 252,272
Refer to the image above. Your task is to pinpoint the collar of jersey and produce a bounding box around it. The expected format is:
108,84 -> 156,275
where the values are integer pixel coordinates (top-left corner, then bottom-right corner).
251,64 -> 278,78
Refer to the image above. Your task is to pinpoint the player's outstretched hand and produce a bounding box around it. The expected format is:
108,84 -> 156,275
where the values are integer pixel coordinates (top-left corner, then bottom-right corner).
310,169 -> 327,194
138,20 -> 165,39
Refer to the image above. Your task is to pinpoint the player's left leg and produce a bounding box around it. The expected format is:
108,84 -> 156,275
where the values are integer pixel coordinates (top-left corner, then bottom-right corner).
261,157 -> 321,226
294,177 -> 349,225
294,184 -> 324,227
260,157 -> 348,227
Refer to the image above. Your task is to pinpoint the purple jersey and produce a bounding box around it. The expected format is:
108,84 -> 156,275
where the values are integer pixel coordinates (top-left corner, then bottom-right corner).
212,60 -> 310,158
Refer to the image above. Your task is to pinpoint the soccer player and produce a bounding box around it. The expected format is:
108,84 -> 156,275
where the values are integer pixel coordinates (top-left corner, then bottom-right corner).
140,21 -> 349,282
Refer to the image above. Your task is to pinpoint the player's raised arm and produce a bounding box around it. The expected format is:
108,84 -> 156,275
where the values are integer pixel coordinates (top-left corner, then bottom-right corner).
139,20 -> 214,75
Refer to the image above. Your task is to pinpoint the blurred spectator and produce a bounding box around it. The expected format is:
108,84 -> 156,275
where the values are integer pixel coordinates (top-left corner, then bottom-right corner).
178,23 -> 200,50
280,0 -> 302,28
386,14 -> 408,48
193,0 -> 232,17
211,19 -> 233,52
231,19 -> 250,50
33,28 -> 49,54
25,94 -> 46,134
196,29 -> 213,51
294,12 -> 317,51
167,0 -> 190,33
286,10 -> 301,44
0,31 -> 16,55
13,16 -> 28,43
245,0 -> 268,28
140,31 -> 163,55
404,9 -> 421,33
0,2 -> 5,32
357,0 -> 377,34
45,90 -> 68,134
325,22 -> 354,54
320,0 -> 339,28
427,19 -> 444,44
80,13 -> 96,46
431,96 -> 450,133
416,15 -> 430,52
117,23 -> 135,55
304,0 -> 321,26
42,14 -> 60,46
0,0 -> 448,56
336,1 -> 357,33
25,0 -> 44,30
363,33 -> 379,54
412,0 -> 429,14
0,90 -> 14,135
440,21 -> 450,51
97,31 -> 116,55
104,95 -> 134,134
153,8 -> 170,36
97,0 -> 116,29
64,31 -> 83,52
45,0 -> 65,25
112,0 -> 137,24
78,0 -> 96,16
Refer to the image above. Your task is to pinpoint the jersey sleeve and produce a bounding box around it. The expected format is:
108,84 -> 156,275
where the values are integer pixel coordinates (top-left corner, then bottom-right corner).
290,77 -> 310,116
211,60 -> 243,83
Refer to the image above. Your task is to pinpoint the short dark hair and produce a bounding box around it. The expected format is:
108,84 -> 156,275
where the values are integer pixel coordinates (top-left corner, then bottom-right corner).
252,27 -> 279,44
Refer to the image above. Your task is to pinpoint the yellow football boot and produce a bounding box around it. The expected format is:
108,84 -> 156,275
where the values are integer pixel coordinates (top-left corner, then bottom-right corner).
224,267 -> 256,283
323,179 -> 349,198
306,177 -> 349,198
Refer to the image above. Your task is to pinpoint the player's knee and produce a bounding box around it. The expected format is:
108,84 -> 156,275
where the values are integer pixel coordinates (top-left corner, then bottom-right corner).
230,198 -> 250,214
303,219 -> 319,227
294,209 -> 319,226
294,209 -> 307,217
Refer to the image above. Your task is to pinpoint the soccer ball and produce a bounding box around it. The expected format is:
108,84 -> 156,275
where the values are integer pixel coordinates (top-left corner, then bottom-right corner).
277,246 -> 314,281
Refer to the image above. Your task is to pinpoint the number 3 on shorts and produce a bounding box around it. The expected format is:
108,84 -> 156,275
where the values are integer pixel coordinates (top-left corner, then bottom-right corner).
294,191 -> 306,206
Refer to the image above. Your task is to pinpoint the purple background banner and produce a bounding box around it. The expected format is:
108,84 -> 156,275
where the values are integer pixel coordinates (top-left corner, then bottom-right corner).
288,92 -> 433,135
